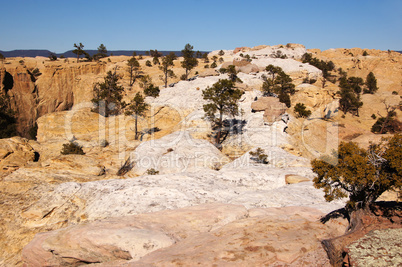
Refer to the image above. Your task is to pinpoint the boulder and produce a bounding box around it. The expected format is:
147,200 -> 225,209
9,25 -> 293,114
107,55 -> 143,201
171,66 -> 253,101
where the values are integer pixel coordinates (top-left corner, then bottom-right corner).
251,97 -> 287,123
285,174 -> 310,184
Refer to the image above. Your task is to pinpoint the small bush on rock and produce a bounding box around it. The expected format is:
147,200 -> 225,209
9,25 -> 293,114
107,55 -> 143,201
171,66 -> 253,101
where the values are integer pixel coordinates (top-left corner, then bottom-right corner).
146,168 -> 159,175
61,141 -> 85,155
249,147 -> 269,164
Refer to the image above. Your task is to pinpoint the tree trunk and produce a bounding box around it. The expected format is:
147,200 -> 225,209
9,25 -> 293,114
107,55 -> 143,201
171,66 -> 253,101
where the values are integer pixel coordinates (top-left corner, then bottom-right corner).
216,110 -> 223,145
322,203 -> 402,266
134,115 -> 138,140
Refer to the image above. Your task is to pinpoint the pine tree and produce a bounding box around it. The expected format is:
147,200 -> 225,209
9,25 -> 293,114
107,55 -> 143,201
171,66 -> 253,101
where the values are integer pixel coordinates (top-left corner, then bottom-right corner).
125,92 -> 149,140
364,72 -> 378,94
202,79 -> 243,146
127,57 -> 141,86
181,43 -> 198,80
91,71 -> 125,117
72,43 -> 85,63
159,53 -> 176,88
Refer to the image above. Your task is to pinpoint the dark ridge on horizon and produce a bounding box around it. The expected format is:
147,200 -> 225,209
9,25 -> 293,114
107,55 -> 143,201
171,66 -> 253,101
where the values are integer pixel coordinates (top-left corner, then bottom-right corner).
0,49 -> 211,58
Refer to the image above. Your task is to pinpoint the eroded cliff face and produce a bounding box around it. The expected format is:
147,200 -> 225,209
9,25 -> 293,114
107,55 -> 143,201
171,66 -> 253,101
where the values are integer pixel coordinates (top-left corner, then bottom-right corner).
0,59 -> 106,137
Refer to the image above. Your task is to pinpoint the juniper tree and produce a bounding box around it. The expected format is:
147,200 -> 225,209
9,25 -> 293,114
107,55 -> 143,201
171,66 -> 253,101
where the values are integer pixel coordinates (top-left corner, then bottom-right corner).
202,79 -> 243,146
139,75 -> 160,97
312,134 -> 402,211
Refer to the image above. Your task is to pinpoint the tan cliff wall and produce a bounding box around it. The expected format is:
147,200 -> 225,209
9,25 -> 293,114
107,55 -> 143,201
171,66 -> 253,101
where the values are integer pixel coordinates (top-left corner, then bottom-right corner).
0,60 -> 106,137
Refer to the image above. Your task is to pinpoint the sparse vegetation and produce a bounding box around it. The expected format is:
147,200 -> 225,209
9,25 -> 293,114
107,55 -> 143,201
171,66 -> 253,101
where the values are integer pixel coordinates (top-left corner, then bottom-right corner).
301,53 -> 335,79
371,102 -> 401,134
61,141 -> 85,155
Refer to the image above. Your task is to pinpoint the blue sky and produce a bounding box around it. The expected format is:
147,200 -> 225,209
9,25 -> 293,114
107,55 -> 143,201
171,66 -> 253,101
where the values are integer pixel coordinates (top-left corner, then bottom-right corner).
1,0 -> 401,52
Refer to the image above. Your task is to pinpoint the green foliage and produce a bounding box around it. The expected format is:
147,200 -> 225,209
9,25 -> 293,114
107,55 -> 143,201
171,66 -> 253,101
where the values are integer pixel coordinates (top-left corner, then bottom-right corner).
0,53 -> 4,60
72,43 -> 85,63
218,50 -> 225,56
150,49 -> 162,58
181,43 -> 198,80
125,92 -> 149,140
392,91 -> 398,95
153,56 -> 160,65
0,94 -> 17,138
261,65 -> 295,97
144,84 -> 160,98
202,52 -> 209,63
312,135 -> 402,210
363,50 -> 368,56
338,76 -> 363,116
159,53 -> 176,88
127,57 -> 141,86
249,147 -> 269,164
210,61 -> 217,68
371,105 -> 401,134
294,103 -> 312,118
371,114 -> 377,119
97,44 -> 108,58
363,72 -> 378,94
202,79 -> 243,145
278,92 -> 291,108
145,60 -> 152,67
91,71 -> 125,117
302,53 -> 335,79
146,168 -> 159,175
61,141 -> 85,155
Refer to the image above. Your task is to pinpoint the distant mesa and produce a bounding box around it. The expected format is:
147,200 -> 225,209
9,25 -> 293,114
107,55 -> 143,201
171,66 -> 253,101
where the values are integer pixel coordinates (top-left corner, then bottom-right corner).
0,49 -> 210,58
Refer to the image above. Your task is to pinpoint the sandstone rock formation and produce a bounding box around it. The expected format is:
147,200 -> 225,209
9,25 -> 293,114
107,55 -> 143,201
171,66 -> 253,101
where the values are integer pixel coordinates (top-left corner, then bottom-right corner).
22,204 -> 348,266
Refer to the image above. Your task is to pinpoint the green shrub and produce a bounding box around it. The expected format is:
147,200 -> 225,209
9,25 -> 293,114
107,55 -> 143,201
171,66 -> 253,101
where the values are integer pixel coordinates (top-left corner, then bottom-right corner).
61,141 -> 85,155
146,168 -> 159,175
249,147 -> 269,164
210,62 -> 217,68
144,84 -> 160,97
294,103 -> 312,118
145,60 -> 152,67
392,91 -> 398,95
